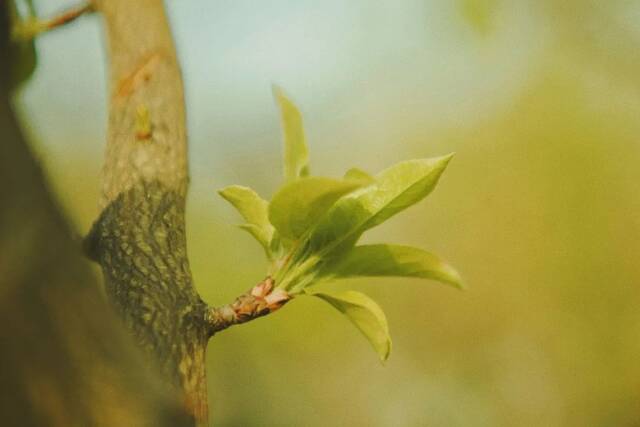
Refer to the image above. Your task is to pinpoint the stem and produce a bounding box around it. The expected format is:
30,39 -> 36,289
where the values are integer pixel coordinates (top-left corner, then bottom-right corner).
90,0 -> 206,423
205,278 -> 290,335
12,2 -> 94,40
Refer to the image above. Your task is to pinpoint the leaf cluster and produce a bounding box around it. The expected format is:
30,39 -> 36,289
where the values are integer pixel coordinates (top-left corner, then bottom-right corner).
219,86 -> 461,361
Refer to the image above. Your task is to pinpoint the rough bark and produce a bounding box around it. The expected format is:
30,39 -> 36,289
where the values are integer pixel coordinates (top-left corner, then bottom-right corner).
86,1 -> 289,425
86,181 -> 211,420
84,0 -> 211,420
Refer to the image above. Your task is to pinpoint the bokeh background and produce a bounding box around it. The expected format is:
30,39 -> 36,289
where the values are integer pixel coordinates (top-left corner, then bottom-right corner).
14,0 -> 640,425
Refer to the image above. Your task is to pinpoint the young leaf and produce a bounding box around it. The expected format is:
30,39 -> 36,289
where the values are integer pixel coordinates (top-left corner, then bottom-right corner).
321,244 -> 463,289
268,177 -> 363,241
219,185 -> 274,254
309,154 -> 454,255
344,167 -> 375,184
308,289 -> 391,361
273,85 -> 310,181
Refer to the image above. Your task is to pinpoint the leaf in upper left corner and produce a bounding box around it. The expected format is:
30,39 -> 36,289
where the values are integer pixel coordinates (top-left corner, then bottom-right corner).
307,289 -> 391,362
273,85 -> 310,181
218,185 -> 274,255
6,0 -> 38,90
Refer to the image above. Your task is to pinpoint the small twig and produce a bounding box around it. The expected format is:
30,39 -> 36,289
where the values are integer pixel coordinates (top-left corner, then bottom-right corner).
12,2 -> 94,41
205,277 -> 291,336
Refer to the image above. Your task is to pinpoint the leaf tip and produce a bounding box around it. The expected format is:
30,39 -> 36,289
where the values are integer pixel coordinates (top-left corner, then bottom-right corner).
450,277 -> 466,291
452,272 -> 466,290
217,186 -> 234,201
379,339 -> 392,363
271,83 -> 287,104
444,264 -> 465,290
425,151 -> 456,186
440,152 -> 456,166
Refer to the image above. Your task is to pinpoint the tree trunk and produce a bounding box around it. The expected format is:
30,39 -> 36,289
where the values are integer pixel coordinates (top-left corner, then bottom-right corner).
0,5 -> 192,425
1,2 -> 289,425
86,0 -> 211,422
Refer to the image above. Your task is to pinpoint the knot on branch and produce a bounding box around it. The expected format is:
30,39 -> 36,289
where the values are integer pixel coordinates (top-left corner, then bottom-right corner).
205,277 -> 290,336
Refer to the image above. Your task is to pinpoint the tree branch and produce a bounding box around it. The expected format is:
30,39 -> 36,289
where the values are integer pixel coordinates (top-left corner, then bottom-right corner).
205,278 -> 291,336
96,0 -> 188,206
87,1 -> 287,424
86,0 -> 210,422
0,4 -> 191,425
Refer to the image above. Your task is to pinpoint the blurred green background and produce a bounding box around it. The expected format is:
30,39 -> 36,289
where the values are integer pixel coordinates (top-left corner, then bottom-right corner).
15,0 -> 640,425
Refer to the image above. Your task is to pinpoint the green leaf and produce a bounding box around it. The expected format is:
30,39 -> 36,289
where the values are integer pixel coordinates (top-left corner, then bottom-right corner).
219,185 -> 274,255
273,85 -> 310,181
344,167 -> 374,184
309,154 -> 454,255
322,244 -> 463,289
308,289 -> 391,361
268,177 -> 364,241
